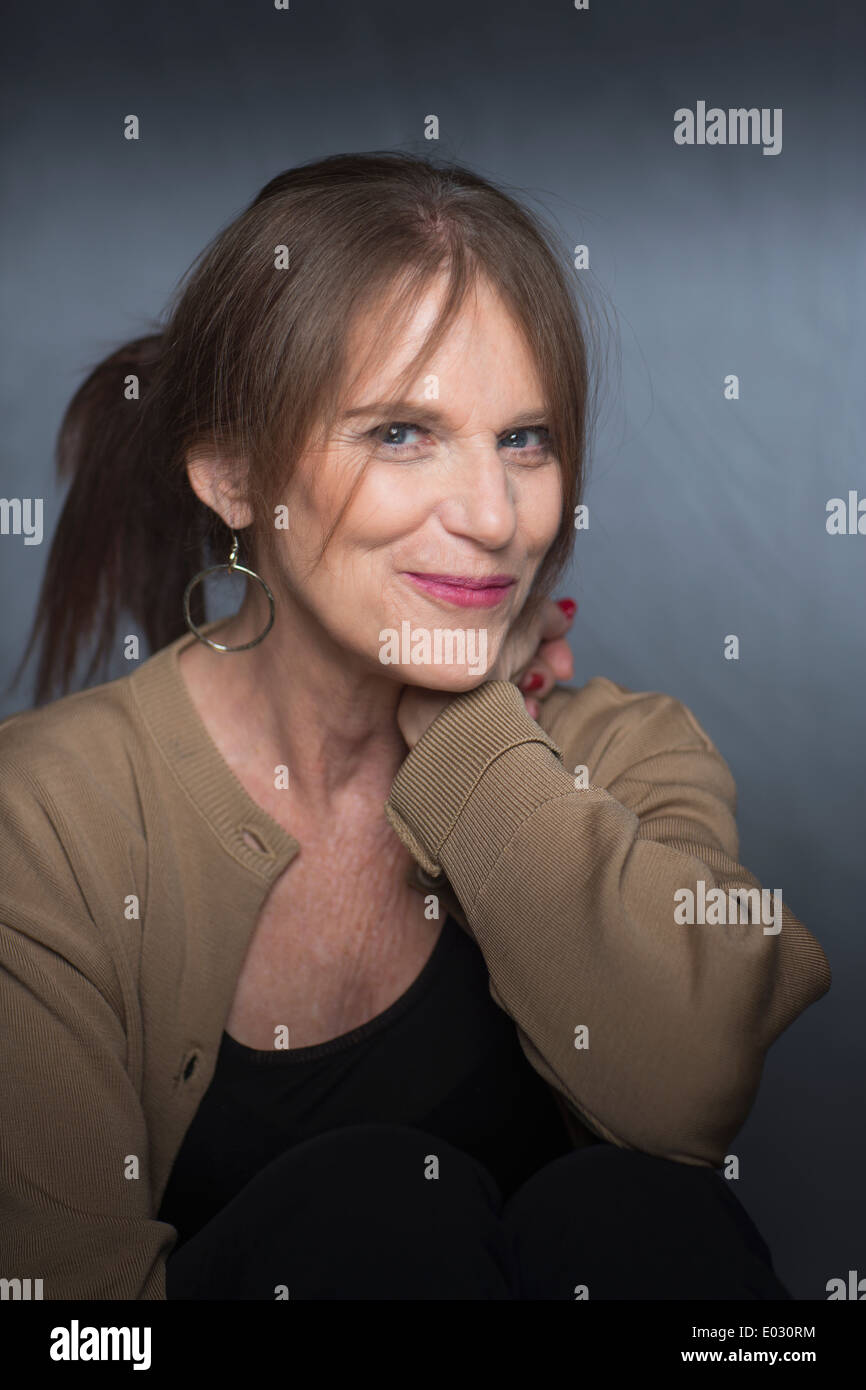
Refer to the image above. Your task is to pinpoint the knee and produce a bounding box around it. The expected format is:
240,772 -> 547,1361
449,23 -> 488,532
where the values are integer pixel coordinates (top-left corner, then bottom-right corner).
505,1143 -> 735,1229
505,1143 -> 773,1264
174,1124 -> 511,1300
246,1122 -> 504,1218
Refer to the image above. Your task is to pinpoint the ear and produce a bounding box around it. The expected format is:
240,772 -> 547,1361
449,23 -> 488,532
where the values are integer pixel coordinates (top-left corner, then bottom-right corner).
185,450 -> 253,530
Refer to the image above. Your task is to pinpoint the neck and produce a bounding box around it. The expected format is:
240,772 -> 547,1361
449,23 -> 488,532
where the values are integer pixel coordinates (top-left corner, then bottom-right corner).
185,590 -> 412,823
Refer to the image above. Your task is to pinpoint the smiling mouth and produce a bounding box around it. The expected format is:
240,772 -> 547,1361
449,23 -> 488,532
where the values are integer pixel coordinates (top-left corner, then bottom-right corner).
402,572 -> 516,608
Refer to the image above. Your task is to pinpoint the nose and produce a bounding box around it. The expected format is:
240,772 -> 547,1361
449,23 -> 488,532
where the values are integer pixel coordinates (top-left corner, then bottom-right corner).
437,444 -> 518,550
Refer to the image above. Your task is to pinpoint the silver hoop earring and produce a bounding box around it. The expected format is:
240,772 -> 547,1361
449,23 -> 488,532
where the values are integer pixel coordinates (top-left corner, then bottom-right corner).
183,531 -> 276,652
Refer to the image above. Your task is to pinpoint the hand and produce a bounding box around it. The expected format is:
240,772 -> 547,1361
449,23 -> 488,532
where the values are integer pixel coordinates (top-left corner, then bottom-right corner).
395,596 -> 577,749
485,596 -> 577,719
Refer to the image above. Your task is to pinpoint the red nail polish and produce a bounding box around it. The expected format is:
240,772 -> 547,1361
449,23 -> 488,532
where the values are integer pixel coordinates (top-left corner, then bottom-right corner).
522,672 -> 544,693
556,598 -> 577,617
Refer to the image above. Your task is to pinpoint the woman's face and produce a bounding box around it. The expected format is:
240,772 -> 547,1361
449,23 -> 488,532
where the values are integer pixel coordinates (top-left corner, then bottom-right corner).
273,273 -> 564,691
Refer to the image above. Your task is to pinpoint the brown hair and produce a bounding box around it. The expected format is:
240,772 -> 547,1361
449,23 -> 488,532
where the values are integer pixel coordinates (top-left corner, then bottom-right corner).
10,150 -> 607,705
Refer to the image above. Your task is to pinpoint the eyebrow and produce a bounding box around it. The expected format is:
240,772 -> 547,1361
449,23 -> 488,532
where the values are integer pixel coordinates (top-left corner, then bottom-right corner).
340,399 -> 550,431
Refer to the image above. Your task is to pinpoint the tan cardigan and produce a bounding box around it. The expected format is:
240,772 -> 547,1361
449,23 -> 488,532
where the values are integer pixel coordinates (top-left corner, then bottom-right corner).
0,620 -> 831,1299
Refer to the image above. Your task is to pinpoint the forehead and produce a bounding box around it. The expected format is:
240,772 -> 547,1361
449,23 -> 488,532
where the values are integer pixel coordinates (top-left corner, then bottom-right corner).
343,271 -> 543,406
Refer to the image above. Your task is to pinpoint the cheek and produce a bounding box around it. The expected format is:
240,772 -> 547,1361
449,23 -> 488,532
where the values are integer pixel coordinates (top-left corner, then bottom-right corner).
519,470 -> 564,551
359,468 -> 424,533
280,464 -> 414,592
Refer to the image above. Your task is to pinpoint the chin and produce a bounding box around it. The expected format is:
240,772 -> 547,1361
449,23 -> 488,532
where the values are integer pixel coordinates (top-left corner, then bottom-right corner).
392,664 -> 491,692
376,618 -> 497,683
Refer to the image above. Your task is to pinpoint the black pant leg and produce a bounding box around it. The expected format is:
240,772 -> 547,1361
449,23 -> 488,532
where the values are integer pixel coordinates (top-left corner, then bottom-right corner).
165,1122 -> 513,1300
501,1143 -> 793,1301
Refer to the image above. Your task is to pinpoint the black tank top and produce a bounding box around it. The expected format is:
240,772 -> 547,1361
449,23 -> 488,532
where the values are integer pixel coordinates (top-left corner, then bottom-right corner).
158,913 -> 574,1247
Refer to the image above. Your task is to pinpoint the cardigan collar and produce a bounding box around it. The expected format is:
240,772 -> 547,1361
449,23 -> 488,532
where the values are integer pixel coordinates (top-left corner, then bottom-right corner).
128,620 -> 299,884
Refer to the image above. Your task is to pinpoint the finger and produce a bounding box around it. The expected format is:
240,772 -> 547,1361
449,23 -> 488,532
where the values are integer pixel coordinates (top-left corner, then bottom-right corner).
524,696 -> 540,720
518,658 -> 556,698
538,596 -> 577,643
536,635 -> 574,681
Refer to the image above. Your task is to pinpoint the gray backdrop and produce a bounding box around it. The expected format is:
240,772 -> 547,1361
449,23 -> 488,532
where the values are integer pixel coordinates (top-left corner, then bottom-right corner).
1,0 -> 863,1300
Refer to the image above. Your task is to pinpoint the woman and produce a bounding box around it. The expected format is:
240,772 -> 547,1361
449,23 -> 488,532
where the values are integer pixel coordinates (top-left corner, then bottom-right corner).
0,151 -> 831,1301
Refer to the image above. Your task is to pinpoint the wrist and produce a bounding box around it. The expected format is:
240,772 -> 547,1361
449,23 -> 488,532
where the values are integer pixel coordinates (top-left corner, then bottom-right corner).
396,687 -> 455,751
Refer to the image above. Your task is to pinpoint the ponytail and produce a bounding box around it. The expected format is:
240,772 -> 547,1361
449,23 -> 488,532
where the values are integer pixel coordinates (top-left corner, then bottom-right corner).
8,334 -> 213,705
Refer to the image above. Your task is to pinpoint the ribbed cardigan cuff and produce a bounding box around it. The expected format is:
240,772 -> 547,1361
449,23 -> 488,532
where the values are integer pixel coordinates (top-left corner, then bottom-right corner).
383,679 -> 565,880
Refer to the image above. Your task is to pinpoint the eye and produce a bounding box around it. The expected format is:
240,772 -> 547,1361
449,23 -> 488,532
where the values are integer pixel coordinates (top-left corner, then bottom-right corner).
370,421 -> 429,454
500,426 -> 553,454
